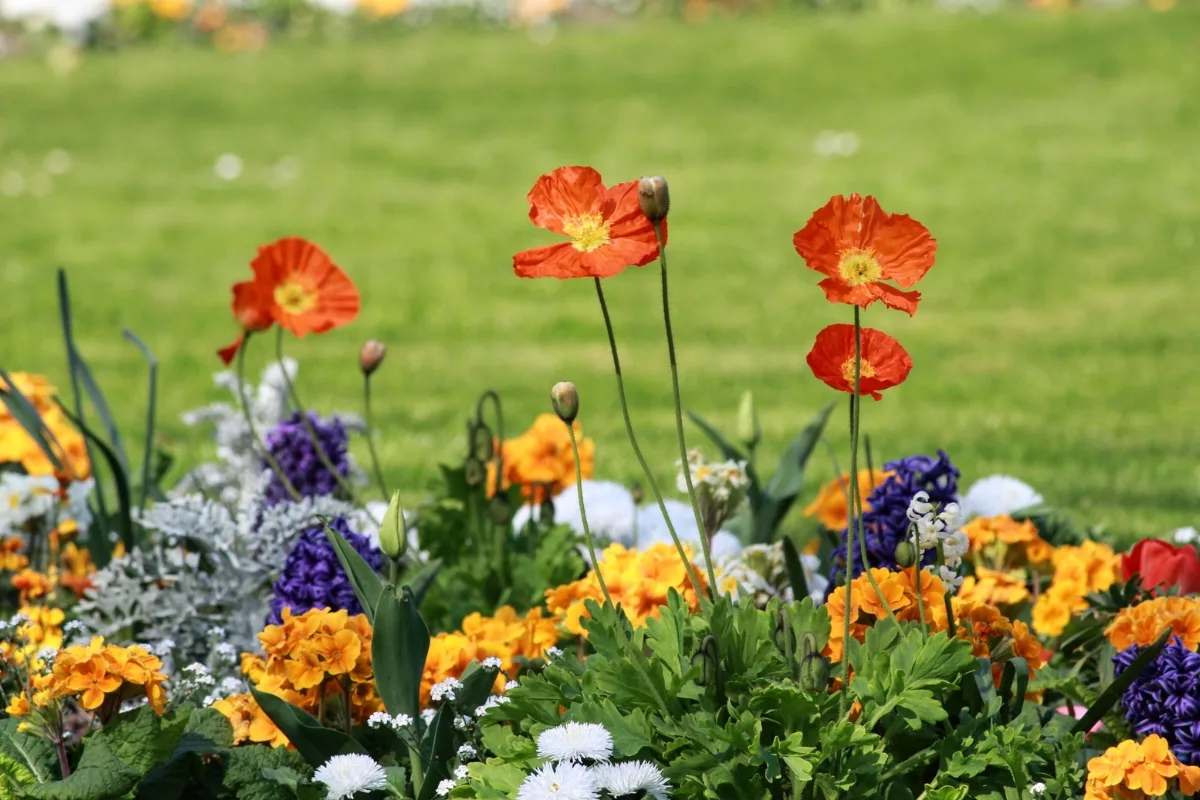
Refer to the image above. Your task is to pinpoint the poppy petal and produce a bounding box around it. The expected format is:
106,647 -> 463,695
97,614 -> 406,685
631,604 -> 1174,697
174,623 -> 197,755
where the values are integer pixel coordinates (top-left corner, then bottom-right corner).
527,166 -> 607,235
250,237 -> 360,337
874,213 -> 937,288
217,336 -> 244,366
514,242 -> 594,279
805,323 -> 911,400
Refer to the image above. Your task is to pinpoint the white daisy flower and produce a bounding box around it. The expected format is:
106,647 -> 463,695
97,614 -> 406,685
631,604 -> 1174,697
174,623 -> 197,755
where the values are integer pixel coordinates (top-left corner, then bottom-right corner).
591,760 -> 671,799
312,754 -> 388,800
960,475 -> 1043,520
536,722 -> 613,763
516,761 -> 598,800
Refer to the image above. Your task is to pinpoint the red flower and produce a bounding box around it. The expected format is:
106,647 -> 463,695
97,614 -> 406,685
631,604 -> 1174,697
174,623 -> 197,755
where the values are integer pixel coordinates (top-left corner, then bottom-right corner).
1122,539 -> 1200,596
217,282 -> 274,365
806,324 -> 912,400
513,166 -> 666,280
793,194 -> 936,315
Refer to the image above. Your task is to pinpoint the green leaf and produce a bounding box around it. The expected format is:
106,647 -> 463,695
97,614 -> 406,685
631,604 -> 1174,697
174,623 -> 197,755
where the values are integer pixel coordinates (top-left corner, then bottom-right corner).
0,368 -> 64,473
578,700 -> 654,759
405,558 -> 443,609
686,411 -> 762,507
781,537 -> 810,604
222,743 -> 310,800
21,740 -> 139,800
1074,627 -> 1172,734
997,658 -> 1030,723
122,328 -> 159,511
250,688 -> 367,769
58,404 -> 133,556
323,518 -> 384,624
758,403 -> 834,539
417,707 -> 456,800
372,586 -> 431,721
184,708 -> 235,749
260,767 -> 303,791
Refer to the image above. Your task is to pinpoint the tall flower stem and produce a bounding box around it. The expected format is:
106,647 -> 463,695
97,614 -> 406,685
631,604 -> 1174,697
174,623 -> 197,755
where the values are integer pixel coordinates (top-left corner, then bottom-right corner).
912,522 -> 928,631
361,373 -> 389,502
592,278 -> 709,601
652,224 -> 719,596
849,307 -> 897,623
274,330 -> 376,523
235,333 -> 301,502
566,423 -> 613,609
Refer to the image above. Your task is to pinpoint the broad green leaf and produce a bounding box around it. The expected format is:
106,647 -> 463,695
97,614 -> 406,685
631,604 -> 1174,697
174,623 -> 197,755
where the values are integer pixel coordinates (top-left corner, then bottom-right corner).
759,403 -> 834,536
323,518 -> 384,623
250,688 -> 367,768
417,707 -> 455,800
21,740 -> 138,800
58,404 -> 133,555
0,719 -> 57,786
372,586 -> 431,720
997,657 -> 1030,723
122,328 -> 159,510
184,708 -> 235,749
781,537 -> 810,604
222,743 -> 309,800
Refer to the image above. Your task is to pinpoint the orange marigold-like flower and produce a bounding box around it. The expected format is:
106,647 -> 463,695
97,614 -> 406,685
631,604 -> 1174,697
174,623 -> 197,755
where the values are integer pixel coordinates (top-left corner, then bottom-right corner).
1032,579 -> 1090,637
1106,596 -> 1200,652
1085,735 -> 1200,800
806,324 -> 912,401
487,413 -> 594,502
11,569 -> 53,604
803,469 -> 892,531
1031,541 -> 1123,637
793,193 -> 936,316
824,567 -> 949,663
963,514 -> 1055,567
212,693 -> 289,749
512,166 -> 665,280
957,567 -> 1031,608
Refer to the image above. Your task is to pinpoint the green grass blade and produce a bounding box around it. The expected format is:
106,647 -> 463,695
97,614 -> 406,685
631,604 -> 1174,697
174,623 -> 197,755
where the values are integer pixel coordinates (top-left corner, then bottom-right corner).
781,536 -> 810,604
58,403 -> 133,558
122,329 -> 159,510
0,367 -> 64,473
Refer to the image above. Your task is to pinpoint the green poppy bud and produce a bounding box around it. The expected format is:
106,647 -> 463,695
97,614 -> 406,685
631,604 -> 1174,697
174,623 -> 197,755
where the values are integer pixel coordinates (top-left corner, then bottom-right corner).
736,390 -> 761,451
799,632 -> 819,661
464,457 -> 485,488
800,653 -> 830,693
894,541 -> 916,568
379,490 -> 406,560
489,495 -> 512,526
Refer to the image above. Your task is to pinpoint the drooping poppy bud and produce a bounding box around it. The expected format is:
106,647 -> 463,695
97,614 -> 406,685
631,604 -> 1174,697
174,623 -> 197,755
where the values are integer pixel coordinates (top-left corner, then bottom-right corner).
359,340 -> 387,376
637,176 -> 670,222
550,381 -> 579,425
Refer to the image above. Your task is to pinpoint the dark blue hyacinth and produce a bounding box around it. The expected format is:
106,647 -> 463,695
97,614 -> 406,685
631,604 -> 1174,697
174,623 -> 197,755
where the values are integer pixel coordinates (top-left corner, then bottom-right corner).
262,411 -> 351,507
826,450 -> 960,591
269,516 -> 382,624
1115,640 -> 1200,764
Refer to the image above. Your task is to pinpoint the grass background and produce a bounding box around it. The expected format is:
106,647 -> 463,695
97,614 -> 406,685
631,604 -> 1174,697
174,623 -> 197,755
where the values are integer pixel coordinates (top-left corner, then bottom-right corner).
1,6 -> 1197,540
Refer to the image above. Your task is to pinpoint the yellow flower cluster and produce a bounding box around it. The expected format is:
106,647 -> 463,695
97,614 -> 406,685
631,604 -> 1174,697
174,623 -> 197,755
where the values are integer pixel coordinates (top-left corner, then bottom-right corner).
952,598 -> 1046,686
487,413 -> 594,503
1106,596 -> 1200,652
0,372 -> 90,480
422,606 -> 557,705
6,637 -> 167,721
1086,735 -> 1200,800
0,606 -> 65,669
802,469 -> 892,532
963,514 -> 1054,567
228,607 -> 380,747
545,542 -> 708,636
1032,541 -> 1122,637
957,566 -> 1032,608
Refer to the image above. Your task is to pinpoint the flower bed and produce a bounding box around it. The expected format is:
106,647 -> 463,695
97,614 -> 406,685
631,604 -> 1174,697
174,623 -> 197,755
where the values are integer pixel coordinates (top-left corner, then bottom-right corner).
1,167 -> 1198,799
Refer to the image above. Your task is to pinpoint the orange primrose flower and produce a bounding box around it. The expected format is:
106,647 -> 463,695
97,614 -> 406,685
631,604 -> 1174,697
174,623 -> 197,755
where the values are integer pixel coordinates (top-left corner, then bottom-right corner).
806,324 -> 912,401
793,193 -> 936,315
513,166 -> 666,280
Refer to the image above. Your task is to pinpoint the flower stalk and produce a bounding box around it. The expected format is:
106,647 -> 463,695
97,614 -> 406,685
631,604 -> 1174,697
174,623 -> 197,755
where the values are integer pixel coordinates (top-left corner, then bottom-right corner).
235,333 -> 301,502
361,372 -> 390,502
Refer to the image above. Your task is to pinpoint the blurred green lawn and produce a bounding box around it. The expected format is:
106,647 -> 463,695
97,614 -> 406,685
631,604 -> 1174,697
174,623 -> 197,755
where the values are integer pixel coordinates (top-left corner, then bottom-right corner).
1,6 -> 1198,539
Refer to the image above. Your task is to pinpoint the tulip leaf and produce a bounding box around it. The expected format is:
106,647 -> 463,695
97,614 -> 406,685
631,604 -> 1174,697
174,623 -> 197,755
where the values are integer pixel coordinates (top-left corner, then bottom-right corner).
686,411 -> 762,510
997,657 -> 1030,723
249,688 -> 366,769
781,537 -> 810,604
58,404 -> 129,561
1073,627 -> 1171,734
322,517 -> 384,623
372,586 -> 430,721
755,403 -> 834,542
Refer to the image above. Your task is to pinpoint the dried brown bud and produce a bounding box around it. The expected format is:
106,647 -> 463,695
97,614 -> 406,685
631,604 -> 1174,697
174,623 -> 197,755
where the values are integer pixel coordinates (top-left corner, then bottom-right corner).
359,340 -> 387,376
638,176 -> 670,222
550,381 -> 579,424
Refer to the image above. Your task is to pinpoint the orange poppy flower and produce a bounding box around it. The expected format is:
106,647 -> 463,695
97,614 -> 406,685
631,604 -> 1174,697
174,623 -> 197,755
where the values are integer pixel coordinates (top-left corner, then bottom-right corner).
806,324 -> 912,401
793,194 -> 936,316
250,237 -> 360,337
513,166 -> 666,280
217,280 -> 275,364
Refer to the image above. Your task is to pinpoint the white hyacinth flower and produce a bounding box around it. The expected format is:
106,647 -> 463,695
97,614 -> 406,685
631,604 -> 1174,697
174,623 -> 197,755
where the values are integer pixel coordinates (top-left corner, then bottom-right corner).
591,760 -> 672,799
312,754 -> 388,800
536,722 -> 613,763
960,475 -> 1043,520
906,491 -> 934,521
516,761 -> 599,800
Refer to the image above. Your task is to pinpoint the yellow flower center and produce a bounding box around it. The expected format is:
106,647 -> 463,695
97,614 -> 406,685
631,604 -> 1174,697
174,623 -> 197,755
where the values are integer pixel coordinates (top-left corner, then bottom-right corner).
841,357 -> 876,384
563,214 -> 612,253
837,248 -> 883,286
274,281 -> 316,315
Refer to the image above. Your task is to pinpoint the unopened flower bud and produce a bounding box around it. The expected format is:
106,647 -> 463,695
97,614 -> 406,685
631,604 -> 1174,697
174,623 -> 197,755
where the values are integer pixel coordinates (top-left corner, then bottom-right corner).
894,541 -> 916,568
489,496 -> 512,526
736,390 -> 761,451
359,340 -> 387,376
799,652 -> 830,693
379,490 -> 406,560
638,176 -> 670,222
550,381 -> 579,425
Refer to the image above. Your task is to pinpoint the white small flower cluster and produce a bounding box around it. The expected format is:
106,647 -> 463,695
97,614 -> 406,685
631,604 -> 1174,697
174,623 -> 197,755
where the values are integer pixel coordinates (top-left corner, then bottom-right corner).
430,677 -> 463,703
545,646 -> 564,659
714,543 -> 828,605
1029,783 -> 1046,797
676,449 -> 750,527
475,695 -> 510,718
454,715 -> 473,731
436,777 -> 458,796
481,656 -> 503,670
367,711 -> 413,731
516,723 -> 671,799
421,708 -> 438,725
457,743 -> 477,760
313,753 -> 388,800
907,492 -> 968,592
203,676 -> 246,707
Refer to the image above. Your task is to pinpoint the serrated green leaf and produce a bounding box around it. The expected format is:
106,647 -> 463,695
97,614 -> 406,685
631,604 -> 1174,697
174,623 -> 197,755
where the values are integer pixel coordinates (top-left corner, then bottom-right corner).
21,740 -> 139,800
184,708 -> 234,749
222,743 -> 309,800
577,700 -> 654,759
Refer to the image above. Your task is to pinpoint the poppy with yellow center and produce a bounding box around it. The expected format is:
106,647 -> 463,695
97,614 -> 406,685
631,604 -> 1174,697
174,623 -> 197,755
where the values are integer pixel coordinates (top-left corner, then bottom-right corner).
807,324 -> 912,401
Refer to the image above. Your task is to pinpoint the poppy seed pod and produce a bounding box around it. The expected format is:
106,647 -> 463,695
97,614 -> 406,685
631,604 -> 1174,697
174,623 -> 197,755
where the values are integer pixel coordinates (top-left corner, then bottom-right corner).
638,176 -> 670,222
550,381 -> 579,425
359,340 -> 387,376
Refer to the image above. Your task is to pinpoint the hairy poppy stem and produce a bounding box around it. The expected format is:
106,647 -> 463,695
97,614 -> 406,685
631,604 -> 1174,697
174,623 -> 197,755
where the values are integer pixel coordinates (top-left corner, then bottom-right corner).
592,277 -> 709,602
652,224 -> 720,598
850,376 -> 898,625
566,423 -> 613,609
361,374 -> 390,502
235,333 -> 301,502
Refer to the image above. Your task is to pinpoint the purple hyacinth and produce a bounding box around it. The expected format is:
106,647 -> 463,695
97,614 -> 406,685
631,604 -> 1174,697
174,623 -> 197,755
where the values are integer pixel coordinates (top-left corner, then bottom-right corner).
262,411 -> 351,507
827,450 -> 960,590
1115,641 -> 1200,764
269,516 -> 382,624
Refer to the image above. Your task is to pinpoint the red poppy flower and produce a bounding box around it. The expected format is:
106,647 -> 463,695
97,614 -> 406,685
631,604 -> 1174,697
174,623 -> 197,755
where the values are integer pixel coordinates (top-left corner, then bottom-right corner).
250,237 -> 360,337
217,281 -> 276,365
806,324 -> 912,400
513,166 -> 666,279
793,194 -> 936,316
